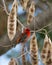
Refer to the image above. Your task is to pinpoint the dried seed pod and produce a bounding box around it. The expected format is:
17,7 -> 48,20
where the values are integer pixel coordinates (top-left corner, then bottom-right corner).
21,45 -> 27,65
8,58 -> 18,65
30,33 -> 38,65
46,38 -> 52,65
20,0 -> 29,10
41,35 -> 50,64
7,0 -> 18,41
27,1 -> 35,25
48,38 -> 52,61
51,41 -> 52,64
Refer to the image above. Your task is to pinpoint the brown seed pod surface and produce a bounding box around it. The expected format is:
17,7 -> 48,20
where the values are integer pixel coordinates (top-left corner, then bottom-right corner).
41,35 -> 50,64
20,0 -> 29,10
30,33 -> 38,65
21,45 -> 27,65
46,38 -> 52,65
7,0 -> 18,41
8,58 -> 18,65
27,1 -> 35,25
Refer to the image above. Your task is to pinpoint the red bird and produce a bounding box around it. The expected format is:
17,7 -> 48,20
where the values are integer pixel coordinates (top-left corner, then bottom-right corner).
16,28 -> 31,44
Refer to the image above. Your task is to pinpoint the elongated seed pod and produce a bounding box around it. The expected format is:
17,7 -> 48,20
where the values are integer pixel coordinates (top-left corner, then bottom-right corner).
30,33 -> 38,65
8,58 -> 18,65
27,1 -> 35,25
21,45 -> 27,65
46,38 -> 52,65
7,0 -> 18,41
51,40 -> 52,65
20,0 -> 29,10
49,38 -> 52,63
41,35 -> 50,64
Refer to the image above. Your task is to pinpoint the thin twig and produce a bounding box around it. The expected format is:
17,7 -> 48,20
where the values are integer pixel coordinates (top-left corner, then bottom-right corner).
0,23 -> 52,47
17,19 -> 25,28
35,23 -> 52,33
31,22 -> 52,33
29,23 -> 52,40
17,51 -> 28,59
2,0 -> 9,15
17,49 -> 40,61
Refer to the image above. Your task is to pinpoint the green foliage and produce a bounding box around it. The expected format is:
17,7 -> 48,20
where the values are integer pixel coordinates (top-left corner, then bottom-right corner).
36,27 -> 52,51
36,33 -> 44,52
18,15 -> 26,23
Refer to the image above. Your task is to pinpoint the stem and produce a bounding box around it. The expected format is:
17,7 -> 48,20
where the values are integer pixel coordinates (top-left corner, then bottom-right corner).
2,0 -> 9,15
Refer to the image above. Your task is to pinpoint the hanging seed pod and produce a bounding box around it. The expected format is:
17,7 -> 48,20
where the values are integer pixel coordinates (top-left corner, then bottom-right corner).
46,38 -> 52,65
20,0 -> 29,10
51,40 -> 52,65
48,38 -> 52,63
8,58 -> 18,65
41,35 -> 50,64
21,45 -> 27,65
27,1 -> 35,25
30,33 -> 38,65
7,0 -> 18,41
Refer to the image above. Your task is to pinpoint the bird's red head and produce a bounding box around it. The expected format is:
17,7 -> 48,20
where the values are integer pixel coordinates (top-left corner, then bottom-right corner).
23,28 -> 31,38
